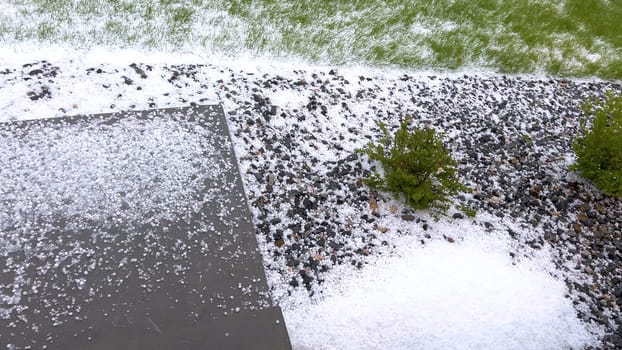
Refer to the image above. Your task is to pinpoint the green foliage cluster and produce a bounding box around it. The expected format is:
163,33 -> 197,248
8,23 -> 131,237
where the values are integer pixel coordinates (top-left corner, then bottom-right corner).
571,91 -> 622,197
358,118 -> 469,213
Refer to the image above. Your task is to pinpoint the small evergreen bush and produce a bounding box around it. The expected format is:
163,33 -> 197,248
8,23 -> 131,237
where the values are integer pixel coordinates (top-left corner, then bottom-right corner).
358,118 -> 469,213
571,91 -> 622,197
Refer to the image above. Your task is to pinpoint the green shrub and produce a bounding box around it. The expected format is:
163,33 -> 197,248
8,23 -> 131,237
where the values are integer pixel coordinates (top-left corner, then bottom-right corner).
571,91 -> 622,197
358,118 -> 469,213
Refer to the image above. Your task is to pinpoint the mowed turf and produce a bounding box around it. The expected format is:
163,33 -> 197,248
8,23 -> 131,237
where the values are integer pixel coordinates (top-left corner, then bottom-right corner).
1,0 -> 621,79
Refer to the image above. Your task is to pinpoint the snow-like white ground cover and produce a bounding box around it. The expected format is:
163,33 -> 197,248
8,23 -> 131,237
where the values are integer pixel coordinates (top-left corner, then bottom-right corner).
285,216 -> 595,350
0,44 -> 605,349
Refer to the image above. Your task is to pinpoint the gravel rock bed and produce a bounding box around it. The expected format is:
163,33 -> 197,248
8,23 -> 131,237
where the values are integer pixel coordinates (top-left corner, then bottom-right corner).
224,71 -> 622,348
1,60 -> 621,348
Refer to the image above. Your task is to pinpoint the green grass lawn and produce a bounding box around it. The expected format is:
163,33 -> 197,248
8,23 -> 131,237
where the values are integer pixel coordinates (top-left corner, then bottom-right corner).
1,0 -> 621,79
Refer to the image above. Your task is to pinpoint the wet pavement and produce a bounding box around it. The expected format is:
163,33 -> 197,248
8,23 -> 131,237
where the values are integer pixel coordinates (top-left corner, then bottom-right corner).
0,105 -> 291,349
